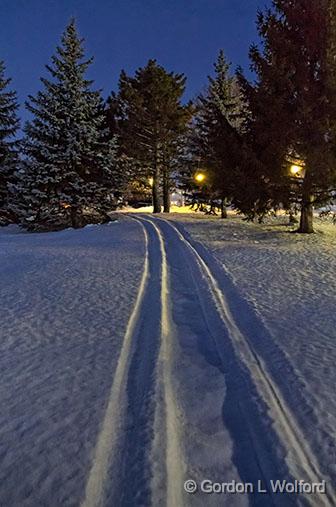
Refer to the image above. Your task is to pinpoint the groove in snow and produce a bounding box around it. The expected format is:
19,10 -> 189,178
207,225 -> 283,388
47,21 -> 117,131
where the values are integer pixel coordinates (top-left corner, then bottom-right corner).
140,217 -> 185,507
81,219 -> 149,507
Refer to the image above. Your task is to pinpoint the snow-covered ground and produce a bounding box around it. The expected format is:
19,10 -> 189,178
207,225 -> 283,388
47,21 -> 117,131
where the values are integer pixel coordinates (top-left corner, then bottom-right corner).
168,213 -> 336,500
0,213 -> 335,506
0,222 -> 145,506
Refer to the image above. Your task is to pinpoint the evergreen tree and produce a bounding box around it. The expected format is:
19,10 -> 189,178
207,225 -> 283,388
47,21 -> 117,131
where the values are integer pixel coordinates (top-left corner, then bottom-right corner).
0,61 -> 19,224
191,51 -> 244,218
238,0 -> 336,232
107,60 -> 191,213
13,20 -> 119,230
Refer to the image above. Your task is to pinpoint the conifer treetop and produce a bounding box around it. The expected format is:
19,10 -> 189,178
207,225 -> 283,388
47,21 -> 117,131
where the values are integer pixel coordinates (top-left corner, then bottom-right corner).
13,19 -> 119,229
0,60 -> 20,218
0,61 -> 19,144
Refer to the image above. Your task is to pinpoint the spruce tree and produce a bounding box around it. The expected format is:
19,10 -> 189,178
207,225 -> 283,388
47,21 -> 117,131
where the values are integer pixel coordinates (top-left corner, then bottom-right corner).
0,61 -> 19,225
239,0 -> 336,232
192,51 -> 244,218
107,60 -> 191,213
13,20 -> 119,230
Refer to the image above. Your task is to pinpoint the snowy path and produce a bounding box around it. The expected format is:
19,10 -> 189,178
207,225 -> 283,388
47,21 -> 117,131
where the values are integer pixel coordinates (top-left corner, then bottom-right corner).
83,216 -> 334,507
82,218 -> 185,507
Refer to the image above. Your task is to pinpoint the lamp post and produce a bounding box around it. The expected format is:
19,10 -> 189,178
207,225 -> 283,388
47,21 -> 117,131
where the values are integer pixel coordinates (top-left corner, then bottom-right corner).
192,172 -> 207,212
288,160 -> 309,229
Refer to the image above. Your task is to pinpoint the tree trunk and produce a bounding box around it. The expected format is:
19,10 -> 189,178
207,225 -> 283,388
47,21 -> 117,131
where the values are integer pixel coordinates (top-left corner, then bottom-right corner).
298,194 -> 314,233
152,141 -> 161,213
152,170 -> 161,213
163,191 -> 170,213
220,197 -> 228,219
70,206 -> 81,228
163,168 -> 170,213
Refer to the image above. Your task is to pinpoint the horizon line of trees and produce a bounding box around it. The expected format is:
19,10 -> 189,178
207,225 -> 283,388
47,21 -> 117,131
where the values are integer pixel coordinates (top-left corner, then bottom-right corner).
1,0 -> 336,233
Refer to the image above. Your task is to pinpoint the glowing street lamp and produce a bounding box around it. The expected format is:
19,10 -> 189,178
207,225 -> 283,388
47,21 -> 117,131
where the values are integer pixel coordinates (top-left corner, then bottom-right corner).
289,159 -> 305,178
290,164 -> 302,176
195,172 -> 206,183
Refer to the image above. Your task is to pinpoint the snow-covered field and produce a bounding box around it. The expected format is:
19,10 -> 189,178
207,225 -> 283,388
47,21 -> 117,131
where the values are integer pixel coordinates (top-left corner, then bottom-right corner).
177,214 -> 336,430
0,213 -> 335,506
0,222 -> 145,506
170,213 -> 336,498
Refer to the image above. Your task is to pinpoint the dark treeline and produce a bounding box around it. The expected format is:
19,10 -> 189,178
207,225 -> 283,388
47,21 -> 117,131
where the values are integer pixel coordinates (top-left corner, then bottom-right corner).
1,1 -> 336,233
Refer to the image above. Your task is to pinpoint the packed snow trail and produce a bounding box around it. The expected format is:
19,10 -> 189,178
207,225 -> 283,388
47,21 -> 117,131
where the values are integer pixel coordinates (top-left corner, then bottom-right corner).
82,218 -> 185,507
90,214 -> 333,507
147,218 -> 185,507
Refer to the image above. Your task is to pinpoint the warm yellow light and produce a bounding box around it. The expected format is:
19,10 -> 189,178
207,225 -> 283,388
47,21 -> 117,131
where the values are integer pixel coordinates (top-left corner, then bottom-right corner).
195,173 -> 206,183
148,177 -> 154,187
290,165 -> 302,175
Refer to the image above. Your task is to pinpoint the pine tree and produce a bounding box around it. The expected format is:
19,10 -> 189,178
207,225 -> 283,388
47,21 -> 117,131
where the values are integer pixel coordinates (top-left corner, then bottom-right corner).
107,60 -> 191,213
12,20 -> 119,230
239,0 -> 336,232
191,51 -> 244,218
0,61 -> 19,225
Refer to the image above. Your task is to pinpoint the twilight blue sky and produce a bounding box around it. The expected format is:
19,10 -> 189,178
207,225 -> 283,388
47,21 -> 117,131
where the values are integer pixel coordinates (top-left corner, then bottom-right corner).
0,0 -> 270,123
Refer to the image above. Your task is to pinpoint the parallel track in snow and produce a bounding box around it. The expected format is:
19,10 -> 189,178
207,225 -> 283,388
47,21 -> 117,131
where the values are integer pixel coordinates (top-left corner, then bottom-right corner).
82,217 -> 184,507
82,219 -> 150,507
154,216 -> 335,507
146,218 -> 185,507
